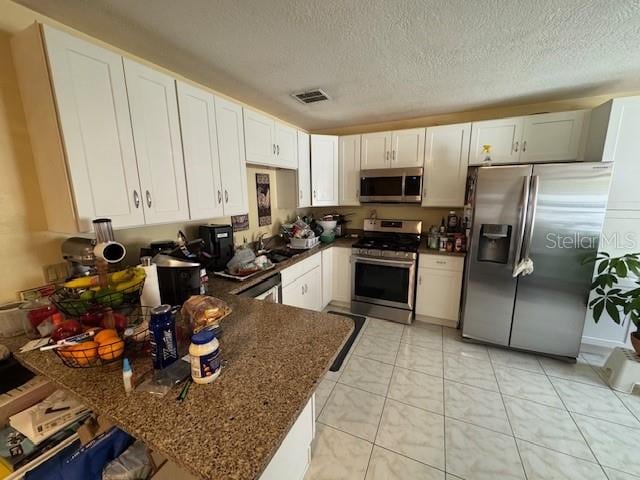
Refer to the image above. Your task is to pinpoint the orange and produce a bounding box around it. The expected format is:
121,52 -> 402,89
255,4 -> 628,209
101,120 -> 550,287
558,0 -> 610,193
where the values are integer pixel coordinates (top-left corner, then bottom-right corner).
97,338 -> 124,361
94,329 -> 118,344
64,341 -> 99,366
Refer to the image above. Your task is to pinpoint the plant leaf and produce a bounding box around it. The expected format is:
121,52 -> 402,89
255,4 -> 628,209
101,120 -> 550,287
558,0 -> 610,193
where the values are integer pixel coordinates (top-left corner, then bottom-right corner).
597,260 -> 609,274
606,300 -> 621,324
593,300 -> 605,322
616,261 -> 628,278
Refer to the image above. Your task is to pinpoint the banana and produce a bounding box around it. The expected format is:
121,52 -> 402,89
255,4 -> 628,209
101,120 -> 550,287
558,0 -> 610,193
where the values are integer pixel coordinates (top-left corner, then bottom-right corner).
110,269 -> 134,284
114,270 -> 146,292
64,275 -> 99,289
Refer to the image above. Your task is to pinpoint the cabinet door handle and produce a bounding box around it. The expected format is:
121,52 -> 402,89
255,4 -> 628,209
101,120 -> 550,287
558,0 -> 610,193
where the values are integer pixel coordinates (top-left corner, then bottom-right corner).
304,284 -> 308,294
385,151 -> 389,163
299,189 -> 303,199
276,144 -> 280,155
224,190 -> 229,203
301,284 -> 305,295
418,275 -> 422,285
133,190 -> 140,208
392,150 -> 396,162
522,141 -> 527,152
313,190 -> 317,198
436,260 -> 446,265
145,190 -> 152,208
513,141 -> 519,152
273,144 -> 276,154
218,190 -> 222,204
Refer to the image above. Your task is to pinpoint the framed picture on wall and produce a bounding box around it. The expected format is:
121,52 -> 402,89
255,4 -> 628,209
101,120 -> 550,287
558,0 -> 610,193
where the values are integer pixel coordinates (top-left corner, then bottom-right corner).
231,214 -> 249,232
256,173 -> 272,226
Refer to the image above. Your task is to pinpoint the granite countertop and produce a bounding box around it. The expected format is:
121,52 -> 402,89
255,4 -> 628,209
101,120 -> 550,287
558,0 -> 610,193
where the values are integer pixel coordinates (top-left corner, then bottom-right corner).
417,238 -> 467,257
6,292 -> 353,480
209,236 -> 358,296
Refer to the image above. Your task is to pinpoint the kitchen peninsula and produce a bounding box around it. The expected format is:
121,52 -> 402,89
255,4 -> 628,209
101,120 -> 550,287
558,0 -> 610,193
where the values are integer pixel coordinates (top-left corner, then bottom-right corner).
5,291 -> 353,480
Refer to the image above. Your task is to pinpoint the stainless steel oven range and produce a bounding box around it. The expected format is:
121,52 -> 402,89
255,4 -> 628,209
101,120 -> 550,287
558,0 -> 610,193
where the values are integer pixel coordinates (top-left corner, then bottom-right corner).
351,219 -> 422,324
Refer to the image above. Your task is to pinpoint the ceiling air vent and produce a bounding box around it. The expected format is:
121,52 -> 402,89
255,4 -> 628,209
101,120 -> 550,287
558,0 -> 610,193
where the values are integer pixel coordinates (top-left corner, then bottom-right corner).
292,89 -> 330,105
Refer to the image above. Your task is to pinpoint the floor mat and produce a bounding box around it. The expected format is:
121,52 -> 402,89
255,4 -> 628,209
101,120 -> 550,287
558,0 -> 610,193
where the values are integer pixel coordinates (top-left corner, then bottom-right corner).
327,311 -> 366,371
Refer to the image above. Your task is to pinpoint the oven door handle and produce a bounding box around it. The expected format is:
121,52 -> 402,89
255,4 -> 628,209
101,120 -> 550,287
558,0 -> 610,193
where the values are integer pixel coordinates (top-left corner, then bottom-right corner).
352,256 -> 415,267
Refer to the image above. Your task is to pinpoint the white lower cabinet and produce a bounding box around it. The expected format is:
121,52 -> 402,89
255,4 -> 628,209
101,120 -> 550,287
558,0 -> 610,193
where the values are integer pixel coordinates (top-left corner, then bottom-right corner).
282,253 -> 323,311
415,255 -> 464,326
331,247 -> 352,306
321,249 -> 333,309
259,395 -> 315,480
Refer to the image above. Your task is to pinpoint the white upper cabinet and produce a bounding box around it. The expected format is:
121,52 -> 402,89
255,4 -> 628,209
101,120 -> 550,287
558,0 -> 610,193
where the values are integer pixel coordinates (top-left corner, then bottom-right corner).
176,81 -> 224,220
275,123 -> 298,169
519,111 -> 585,163
423,123 -> 470,207
339,135 -> 361,206
361,132 -> 392,169
469,117 -> 523,165
243,109 -> 276,165
40,25 -> 144,231
585,96 -> 640,210
361,129 -> 425,169
243,108 -> 297,169
215,97 -> 249,215
311,135 -> 339,206
297,131 -> 312,208
123,59 -> 189,224
469,111 -> 587,165
391,128 -> 426,168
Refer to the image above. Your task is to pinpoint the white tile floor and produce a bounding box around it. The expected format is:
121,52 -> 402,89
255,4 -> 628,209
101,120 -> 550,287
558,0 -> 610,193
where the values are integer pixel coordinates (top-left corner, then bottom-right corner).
305,314 -> 640,480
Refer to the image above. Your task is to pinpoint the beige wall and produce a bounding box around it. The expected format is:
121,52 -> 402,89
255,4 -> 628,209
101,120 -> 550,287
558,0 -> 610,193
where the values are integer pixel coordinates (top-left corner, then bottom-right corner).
0,0 -> 636,303
309,205 -> 454,233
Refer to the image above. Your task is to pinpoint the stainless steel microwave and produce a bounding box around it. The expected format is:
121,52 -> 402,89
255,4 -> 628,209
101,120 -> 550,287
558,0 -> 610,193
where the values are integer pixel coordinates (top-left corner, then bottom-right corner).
359,167 -> 423,203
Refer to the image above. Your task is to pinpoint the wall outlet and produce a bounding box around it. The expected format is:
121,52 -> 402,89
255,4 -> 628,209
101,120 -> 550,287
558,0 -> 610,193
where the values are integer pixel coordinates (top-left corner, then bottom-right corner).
42,262 -> 69,284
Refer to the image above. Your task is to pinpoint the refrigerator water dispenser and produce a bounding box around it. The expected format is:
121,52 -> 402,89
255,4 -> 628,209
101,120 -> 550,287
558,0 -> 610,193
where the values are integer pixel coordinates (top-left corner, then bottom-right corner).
477,224 -> 512,264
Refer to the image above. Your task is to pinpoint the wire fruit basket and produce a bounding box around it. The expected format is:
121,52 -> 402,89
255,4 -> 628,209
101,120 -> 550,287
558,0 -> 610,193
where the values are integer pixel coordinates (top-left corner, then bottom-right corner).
50,278 -> 145,317
53,308 -> 151,368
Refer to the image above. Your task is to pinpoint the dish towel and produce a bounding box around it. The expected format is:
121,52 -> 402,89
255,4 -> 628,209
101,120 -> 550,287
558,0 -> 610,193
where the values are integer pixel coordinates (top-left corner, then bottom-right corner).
513,258 -> 534,277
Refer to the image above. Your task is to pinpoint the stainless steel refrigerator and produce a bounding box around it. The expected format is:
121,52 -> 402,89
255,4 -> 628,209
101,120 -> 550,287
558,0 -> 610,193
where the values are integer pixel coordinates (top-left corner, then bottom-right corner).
461,163 -> 612,358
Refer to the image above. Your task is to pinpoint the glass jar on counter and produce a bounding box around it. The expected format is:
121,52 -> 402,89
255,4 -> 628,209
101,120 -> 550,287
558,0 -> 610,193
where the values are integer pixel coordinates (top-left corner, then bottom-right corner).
20,297 -> 57,339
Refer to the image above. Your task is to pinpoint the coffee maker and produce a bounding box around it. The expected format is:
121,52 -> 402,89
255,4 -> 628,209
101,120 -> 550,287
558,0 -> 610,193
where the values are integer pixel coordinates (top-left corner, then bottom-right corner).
199,224 -> 234,272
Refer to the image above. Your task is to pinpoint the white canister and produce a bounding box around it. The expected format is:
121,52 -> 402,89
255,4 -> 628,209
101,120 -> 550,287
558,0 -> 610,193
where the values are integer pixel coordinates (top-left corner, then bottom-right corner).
189,329 -> 221,384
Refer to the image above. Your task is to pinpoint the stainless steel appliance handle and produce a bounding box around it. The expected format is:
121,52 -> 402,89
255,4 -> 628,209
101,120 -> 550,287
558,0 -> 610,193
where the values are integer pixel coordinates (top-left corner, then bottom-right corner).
145,190 -> 152,208
522,175 -> 539,259
133,190 -> 140,208
352,255 -> 415,268
512,175 -> 531,276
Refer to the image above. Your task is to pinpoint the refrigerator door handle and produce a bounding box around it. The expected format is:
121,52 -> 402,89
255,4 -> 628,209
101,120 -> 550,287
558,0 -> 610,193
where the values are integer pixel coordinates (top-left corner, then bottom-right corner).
522,175 -> 540,260
512,175 -> 531,276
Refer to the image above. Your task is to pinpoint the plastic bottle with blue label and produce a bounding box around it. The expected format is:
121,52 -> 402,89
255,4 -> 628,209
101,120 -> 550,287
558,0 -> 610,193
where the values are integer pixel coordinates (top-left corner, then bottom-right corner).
189,329 -> 221,384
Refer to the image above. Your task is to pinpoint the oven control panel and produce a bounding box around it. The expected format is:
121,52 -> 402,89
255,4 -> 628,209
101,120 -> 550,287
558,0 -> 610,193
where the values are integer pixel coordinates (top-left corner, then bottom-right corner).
352,248 -> 417,260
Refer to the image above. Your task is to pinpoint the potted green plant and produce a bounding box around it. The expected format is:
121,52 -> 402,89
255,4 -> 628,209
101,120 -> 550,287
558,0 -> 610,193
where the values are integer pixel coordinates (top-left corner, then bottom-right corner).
585,252 -> 640,353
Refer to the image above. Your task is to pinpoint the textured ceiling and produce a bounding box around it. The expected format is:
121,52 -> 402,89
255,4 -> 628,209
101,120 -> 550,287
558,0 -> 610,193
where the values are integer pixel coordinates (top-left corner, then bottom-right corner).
14,0 -> 640,130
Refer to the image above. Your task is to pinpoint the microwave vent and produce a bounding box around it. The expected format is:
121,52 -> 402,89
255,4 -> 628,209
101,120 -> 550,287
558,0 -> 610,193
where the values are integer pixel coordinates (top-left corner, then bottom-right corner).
292,89 -> 330,104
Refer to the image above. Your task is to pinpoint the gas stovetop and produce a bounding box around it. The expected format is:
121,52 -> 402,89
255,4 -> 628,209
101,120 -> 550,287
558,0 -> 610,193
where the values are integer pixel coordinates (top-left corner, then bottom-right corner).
352,235 -> 421,253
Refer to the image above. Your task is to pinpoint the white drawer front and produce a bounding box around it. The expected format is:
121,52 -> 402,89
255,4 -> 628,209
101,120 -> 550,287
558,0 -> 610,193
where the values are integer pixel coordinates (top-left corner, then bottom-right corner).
281,251 -> 322,287
419,254 -> 464,272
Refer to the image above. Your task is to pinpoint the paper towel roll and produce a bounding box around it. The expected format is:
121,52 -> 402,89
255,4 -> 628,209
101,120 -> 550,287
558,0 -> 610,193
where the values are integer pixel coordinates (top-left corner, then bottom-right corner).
140,263 -> 161,313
